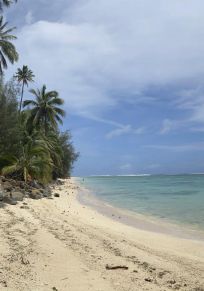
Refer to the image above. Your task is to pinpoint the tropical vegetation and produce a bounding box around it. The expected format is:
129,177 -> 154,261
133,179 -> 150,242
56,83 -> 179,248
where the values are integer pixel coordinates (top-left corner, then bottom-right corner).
0,0 -> 17,10
0,16 -> 18,74
0,1 -> 79,185
15,65 -> 35,112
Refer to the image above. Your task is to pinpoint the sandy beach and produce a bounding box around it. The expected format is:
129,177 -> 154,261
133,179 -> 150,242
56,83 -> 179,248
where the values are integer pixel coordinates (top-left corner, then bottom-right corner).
0,178 -> 204,291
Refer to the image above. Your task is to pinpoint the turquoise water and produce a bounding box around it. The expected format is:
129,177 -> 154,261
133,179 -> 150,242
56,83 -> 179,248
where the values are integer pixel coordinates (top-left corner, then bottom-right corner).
77,175 -> 204,231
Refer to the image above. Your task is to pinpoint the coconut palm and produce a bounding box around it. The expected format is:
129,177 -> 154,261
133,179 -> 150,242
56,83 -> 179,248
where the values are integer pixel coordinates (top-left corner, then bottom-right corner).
0,16 -> 18,74
0,134 -> 53,184
0,0 -> 17,10
23,85 -> 65,133
15,65 -> 35,112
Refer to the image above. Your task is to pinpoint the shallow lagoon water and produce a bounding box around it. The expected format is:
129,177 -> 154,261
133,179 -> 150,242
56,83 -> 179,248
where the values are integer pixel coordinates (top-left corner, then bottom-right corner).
77,175 -> 204,231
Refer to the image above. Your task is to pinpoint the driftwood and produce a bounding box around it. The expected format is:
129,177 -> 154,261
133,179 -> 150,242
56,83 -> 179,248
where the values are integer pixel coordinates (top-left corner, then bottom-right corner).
105,264 -> 128,270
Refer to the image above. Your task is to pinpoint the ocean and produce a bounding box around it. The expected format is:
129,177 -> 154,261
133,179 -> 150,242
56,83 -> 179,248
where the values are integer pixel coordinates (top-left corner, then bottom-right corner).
77,175 -> 204,231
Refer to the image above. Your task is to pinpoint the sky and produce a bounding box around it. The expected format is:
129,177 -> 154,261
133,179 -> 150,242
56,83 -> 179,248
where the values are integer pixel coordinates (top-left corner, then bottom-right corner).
4,0 -> 204,176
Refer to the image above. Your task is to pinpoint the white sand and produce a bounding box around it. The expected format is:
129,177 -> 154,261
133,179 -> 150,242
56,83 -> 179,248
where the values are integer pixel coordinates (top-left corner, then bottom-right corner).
0,178 -> 203,290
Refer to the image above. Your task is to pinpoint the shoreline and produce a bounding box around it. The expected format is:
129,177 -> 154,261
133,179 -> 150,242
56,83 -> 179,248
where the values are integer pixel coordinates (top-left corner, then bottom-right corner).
76,179 -> 204,242
0,178 -> 203,290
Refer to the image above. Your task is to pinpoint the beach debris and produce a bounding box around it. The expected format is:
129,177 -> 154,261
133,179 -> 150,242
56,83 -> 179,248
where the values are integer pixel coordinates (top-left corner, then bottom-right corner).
21,256 -> 30,265
0,280 -> 7,287
54,193 -> 60,198
149,266 -> 156,272
20,205 -> 29,209
173,284 -> 181,290
52,287 -> 58,291
144,277 -> 153,282
105,264 -> 128,270
157,270 -> 169,278
140,261 -> 149,269
167,279 -> 176,285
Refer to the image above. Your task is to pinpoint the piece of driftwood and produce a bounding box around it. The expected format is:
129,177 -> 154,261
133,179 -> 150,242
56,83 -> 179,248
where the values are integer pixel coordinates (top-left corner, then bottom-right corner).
105,264 -> 128,270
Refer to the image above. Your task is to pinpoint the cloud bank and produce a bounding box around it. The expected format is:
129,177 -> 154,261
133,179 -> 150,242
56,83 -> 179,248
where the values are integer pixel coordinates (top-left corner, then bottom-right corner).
12,0 -> 204,127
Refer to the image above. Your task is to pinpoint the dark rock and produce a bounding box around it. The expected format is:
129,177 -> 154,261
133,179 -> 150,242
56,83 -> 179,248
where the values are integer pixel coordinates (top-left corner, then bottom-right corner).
3,197 -> 17,205
57,179 -> 64,185
11,191 -> 24,201
2,181 -> 12,192
54,193 -> 60,198
0,189 -> 4,201
42,190 -> 49,197
29,189 -> 42,200
29,180 -> 41,189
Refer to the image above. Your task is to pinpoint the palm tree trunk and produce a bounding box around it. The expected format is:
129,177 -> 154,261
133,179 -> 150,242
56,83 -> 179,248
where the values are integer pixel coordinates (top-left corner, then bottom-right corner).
19,82 -> 25,112
24,167 -> 27,183
44,114 -> 47,135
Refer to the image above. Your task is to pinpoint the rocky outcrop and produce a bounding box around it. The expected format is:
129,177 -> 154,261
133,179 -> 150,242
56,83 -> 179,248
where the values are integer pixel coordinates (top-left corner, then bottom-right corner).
0,176 -> 54,205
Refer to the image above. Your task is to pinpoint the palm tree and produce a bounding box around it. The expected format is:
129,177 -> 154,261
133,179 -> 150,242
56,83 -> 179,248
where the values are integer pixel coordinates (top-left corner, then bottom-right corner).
0,16 -> 18,74
0,133 -> 53,184
15,65 -> 35,112
23,85 -> 65,133
0,0 -> 17,10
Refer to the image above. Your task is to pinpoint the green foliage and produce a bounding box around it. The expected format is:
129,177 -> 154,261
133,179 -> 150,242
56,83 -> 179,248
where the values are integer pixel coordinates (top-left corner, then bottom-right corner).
1,136 -> 53,184
24,85 -> 65,133
0,78 -> 21,156
0,1 -> 78,184
0,16 -> 18,74
0,78 -> 78,184
0,0 -> 17,10
57,131 -> 79,178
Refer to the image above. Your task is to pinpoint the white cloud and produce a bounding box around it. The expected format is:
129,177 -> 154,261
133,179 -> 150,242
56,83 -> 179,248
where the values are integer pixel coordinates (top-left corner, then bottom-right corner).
106,125 -> 144,139
175,87 -> 204,127
160,119 -> 173,134
146,142 -> 204,152
12,0 -> 204,128
25,11 -> 34,25
159,118 -> 187,134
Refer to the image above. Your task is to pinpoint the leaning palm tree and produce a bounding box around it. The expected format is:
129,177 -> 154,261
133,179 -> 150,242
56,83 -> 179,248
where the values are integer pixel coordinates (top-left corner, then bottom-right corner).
0,0 -> 17,10
15,65 -> 35,112
23,85 -> 65,133
0,16 -> 18,74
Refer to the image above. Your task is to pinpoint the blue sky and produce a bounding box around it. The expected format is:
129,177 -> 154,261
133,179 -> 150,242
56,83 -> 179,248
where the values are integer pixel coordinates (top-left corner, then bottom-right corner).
5,0 -> 204,175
